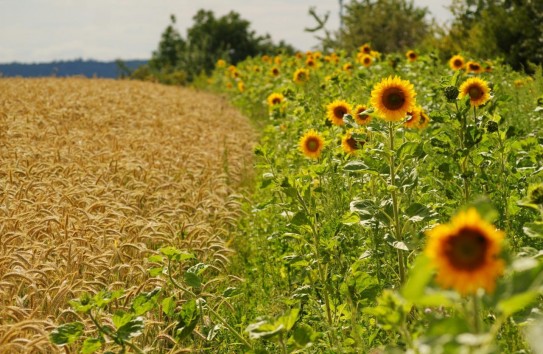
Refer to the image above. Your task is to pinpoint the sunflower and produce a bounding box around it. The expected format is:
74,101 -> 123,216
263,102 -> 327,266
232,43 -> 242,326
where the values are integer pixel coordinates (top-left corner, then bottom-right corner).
466,61 -> 483,74
406,50 -> 417,62
342,130 -> 365,154
449,55 -> 465,71
359,54 -> 373,67
353,105 -> 371,125
216,59 -> 226,68
403,108 -> 421,128
237,81 -> 245,93
306,57 -> 317,68
299,130 -> 325,159
418,110 -> 430,129
293,68 -> 310,84
359,43 -> 371,54
343,62 -> 353,72
459,77 -> 491,107
267,93 -> 284,107
326,100 -> 352,126
370,76 -> 417,121
425,208 -> 505,295
270,66 -> 280,77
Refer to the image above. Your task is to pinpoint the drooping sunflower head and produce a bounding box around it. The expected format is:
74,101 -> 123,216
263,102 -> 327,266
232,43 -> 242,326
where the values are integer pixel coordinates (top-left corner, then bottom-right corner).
449,55 -> 465,70
354,105 -> 371,125
299,130 -> 325,159
418,110 -> 430,129
370,76 -> 417,122
459,77 -> 491,107
403,107 -> 421,128
466,61 -> 483,74
406,50 -> 417,62
267,93 -> 284,107
326,100 -> 353,126
341,130 -> 365,155
293,68 -> 310,84
425,208 -> 505,295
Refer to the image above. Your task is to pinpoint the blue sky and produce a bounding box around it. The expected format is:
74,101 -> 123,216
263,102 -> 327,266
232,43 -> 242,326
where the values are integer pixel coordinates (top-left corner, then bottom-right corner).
0,0 -> 453,63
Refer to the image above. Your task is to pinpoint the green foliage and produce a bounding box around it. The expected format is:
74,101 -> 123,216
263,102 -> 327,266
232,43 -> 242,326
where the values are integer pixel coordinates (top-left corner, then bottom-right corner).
337,0 -> 430,53
446,0 -> 543,71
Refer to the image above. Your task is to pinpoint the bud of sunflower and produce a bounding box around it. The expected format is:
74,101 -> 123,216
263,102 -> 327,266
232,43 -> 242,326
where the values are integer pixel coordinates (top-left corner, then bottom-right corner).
443,85 -> 459,102
528,183 -> 543,205
486,120 -> 499,133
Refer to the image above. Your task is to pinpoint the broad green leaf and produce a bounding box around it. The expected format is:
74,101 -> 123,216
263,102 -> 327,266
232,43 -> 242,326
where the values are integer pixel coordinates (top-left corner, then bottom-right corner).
290,211 -> 310,226
93,289 -> 123,308
50,322 -> 84,345
116,317 -> 144,341
278,308 -> 299,331
184,271 -> 201,288
523,222 -> 543,238
162,296 -> 176,317
81,337 -> 103,354
147,254 -> 163,263
292,323 -> 313,347
132,287 -> 161,316
498,291 -> 540,317
176,299 -> 200,340
402,255 -> 433,301
113,311 -> 134,330
148,267 -> 163,277
341,211 -> 360,226
245,321 -> 284,340
159,246 -> 195,262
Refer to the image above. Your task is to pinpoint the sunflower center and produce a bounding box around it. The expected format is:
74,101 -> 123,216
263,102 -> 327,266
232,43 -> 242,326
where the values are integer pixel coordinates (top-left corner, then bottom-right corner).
470,63 -> 480,71
383,88 -> 406,110
272,98 -> 281,105
333,106 -> 348,119
468,86 -> 484,100
445,228 -> 488,270
454,59 -> 463,67
306,137 -> 320,152
364,58 -> 371,64
346,136 -> 362,150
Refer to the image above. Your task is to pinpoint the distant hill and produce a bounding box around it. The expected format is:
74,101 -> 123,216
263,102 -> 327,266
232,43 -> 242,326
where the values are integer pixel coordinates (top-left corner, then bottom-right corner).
0,59 -> 147,78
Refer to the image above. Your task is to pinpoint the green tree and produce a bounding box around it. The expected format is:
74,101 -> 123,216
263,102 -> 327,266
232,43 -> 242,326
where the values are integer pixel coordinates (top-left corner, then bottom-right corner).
446,0 -> 543,70
337,0 -> 430,53
149,15 -> 185,71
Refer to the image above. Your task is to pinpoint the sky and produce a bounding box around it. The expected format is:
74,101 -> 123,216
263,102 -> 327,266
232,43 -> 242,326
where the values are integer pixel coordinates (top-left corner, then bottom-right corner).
0,0 -> 453,64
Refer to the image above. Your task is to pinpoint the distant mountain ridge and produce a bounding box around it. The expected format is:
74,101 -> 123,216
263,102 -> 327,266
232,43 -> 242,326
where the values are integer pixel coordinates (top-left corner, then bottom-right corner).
0,59 -> 147,78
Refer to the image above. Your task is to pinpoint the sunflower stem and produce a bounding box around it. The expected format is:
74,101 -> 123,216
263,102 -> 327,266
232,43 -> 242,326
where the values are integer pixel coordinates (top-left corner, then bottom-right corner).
472,293 -> 481,334
388,122 -> 406,285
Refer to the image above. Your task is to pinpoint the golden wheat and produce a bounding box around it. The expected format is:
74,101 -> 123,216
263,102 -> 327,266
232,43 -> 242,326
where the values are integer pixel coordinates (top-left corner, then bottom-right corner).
0,77 -> 256,353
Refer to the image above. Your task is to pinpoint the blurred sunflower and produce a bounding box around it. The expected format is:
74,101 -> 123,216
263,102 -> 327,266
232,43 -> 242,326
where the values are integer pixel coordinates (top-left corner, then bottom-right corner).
425,208 -> 505,295
418,110 -> 430,129
343,62 -> 353,72
326,100 -> 352,126
449,55 -> 465,71
270,66 -> 280,77
306,57 -> 317,68
370,76 -> 416,121
237,81 -> 245,93
299,130 -> 325,159
466,61 -> 483,74
267,93 -> 284,107
404,108 -> 421,128
216,59 -> 226,68
459,77 -> 491,107
359,43 -> 371,54
353,105 -> 371,125
342,130 -> 364,154
293,68 -> 310,84
359,54 -> 373,67
406,50 -> 417,62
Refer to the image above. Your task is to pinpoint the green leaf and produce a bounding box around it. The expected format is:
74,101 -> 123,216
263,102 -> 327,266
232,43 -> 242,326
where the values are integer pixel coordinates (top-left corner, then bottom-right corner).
245,321 -> 284,340
50,322 -> 84,345
113,311 -> 134,330
132,287 -> 161,316
397,141 -> 420,159
148,254 -> 163,263
162,296 -> 176,317
81,337 -> 103,354
116,317 -> 144,341
222,287 -> 241,298
344,161 -> 379,175
184,271 -> 202,288
148,267 -> 163,277
69,293 -> 94,313
159,246 -> 195,262
176,299 -> 200,340
277,308 -> 299,331
498,291 -> 540,317
341,211 -> 360,226
292,323 -> 313,348
402,255 -> 433,301
290,211 -> 310,226
523,222 -> 543,238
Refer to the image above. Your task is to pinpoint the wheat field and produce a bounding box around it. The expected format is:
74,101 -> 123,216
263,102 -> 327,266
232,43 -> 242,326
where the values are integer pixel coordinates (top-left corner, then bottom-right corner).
0,78 -> 256,352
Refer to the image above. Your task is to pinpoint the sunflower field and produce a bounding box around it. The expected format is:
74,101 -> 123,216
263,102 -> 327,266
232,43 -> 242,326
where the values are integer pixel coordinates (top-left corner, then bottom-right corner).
201,48 -> 543,353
